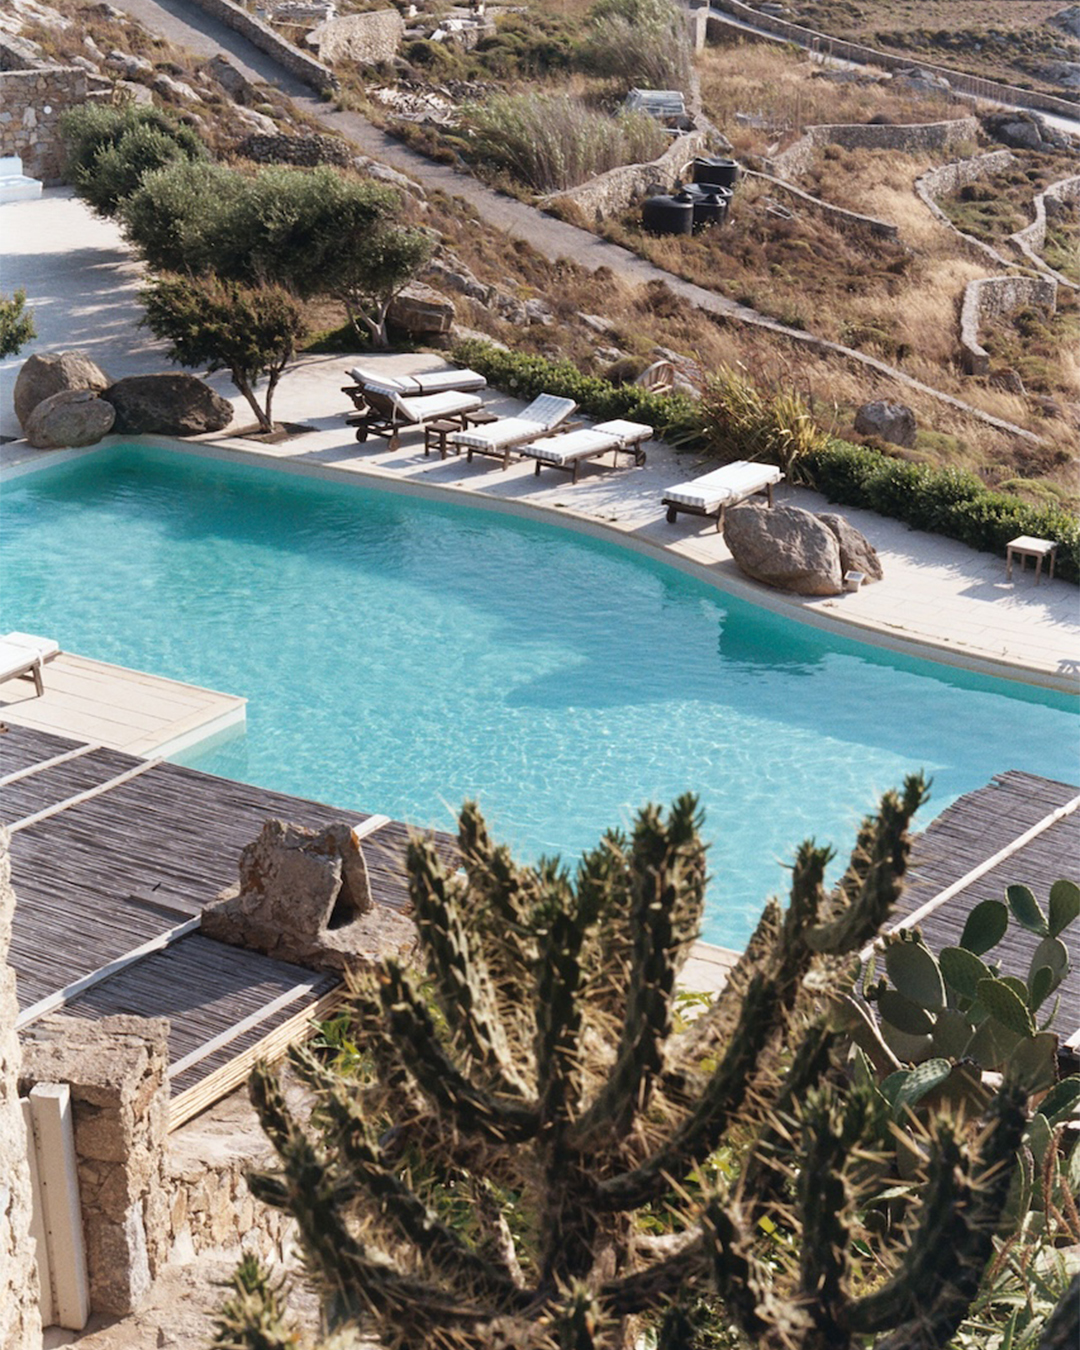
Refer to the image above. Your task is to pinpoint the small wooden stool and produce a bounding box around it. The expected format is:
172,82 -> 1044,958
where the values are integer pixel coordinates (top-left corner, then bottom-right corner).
1006,536 -> 1057,585
424,419 -> 461,459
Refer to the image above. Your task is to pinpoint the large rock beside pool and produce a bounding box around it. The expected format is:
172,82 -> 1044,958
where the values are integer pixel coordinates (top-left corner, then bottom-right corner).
24,388 -> 116,449
14,350 -> 111,430
818,513 -> 883,581
724,502 -> 843,595
104,374 -> 234,436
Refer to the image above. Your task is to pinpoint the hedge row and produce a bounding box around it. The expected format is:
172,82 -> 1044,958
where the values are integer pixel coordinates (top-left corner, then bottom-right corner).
452,340 -> 1079,584
451,338 -> 702,440
804,441 -> 1079,585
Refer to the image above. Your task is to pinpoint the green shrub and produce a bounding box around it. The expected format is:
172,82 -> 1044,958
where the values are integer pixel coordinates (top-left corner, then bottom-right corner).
806,442 -> 1080,584
59,101 -> 204,216
459,92 -> 667,192
697,365 -> 830,479
452,338 -> 701,440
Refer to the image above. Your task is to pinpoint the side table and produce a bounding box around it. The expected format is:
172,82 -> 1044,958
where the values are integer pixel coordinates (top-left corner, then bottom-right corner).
1006,536 -> 1057,585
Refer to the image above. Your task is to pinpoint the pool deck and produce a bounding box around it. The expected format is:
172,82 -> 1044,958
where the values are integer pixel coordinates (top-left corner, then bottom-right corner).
4,190 -> 1077,699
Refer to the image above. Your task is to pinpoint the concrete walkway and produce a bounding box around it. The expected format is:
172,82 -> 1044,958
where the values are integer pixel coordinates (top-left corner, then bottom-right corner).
3,192 -> 1077,694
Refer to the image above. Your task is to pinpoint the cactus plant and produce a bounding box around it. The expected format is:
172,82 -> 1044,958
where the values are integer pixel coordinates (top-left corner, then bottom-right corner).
865,880 -> 1080,1104
227,779 -> 1069,1349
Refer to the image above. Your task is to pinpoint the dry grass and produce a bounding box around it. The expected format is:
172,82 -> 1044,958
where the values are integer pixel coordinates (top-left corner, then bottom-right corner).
788,0 -> 1080,98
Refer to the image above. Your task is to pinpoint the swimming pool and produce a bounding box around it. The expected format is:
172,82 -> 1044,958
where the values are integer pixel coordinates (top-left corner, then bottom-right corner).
3,444 -> 1076,947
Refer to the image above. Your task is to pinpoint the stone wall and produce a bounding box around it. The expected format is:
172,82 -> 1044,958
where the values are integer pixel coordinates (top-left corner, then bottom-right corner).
1008,174 -> 1080,289
705,0 -> 1080,120
307,8 -> 404,65
19,1015 -> 171,1317
187,0 -> 337,91
744,168 -> 899,239
914,150 -> 1018,266
166,1084 -> 295,1266
959,274 -> 1057,374
235,130 -> 352,165
0,67 -> 89,184
766,117 -> 980,181
541,129 -> 708,222
0,830 -> 42,1350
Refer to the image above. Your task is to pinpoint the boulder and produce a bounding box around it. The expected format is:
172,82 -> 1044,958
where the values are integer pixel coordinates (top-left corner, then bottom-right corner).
25,389 -> 116,449
14,350 -> 110,430
724,503 -> 843,595
354,153 -> 426,198
854,399 -> 917,449
388,281 -> 455,336
817,513 -> 883,582
104,374 -> 234,435
202,819 -> 416,972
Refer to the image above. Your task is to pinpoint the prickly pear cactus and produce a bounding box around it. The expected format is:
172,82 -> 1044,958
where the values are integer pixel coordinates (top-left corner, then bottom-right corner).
867,879 -> 1080,1096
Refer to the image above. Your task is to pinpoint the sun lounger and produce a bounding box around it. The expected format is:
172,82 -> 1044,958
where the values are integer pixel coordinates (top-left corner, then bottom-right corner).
520,419 -> 653,484
662,460 -> 783,529
0,632 -> 60,698
348,382 -> 485,449
448,394 -> 579,470
342,365 -> 487,410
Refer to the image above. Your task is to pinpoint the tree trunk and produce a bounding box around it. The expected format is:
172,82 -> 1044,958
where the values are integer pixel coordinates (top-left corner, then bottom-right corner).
232,369 -> 273,434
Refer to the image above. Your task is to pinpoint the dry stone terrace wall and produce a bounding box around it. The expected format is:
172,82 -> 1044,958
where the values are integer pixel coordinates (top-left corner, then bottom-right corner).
914,150 -> 1019,267
0,66 -> 93,183
1008,174 -> 1080,288
307,8 -> 404,65
0,830 -> 42,1350
959,274 -> 1057,374
704,0 -> 1080,120
187,0 -> 337,91
744,168 -> 899,239
543,130 -> 707,221
766,117 -> 980,181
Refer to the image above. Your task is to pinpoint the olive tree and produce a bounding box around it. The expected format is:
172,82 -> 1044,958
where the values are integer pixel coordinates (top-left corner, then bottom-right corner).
139,274 -> 306,434
0,290 -> 36,359
59,101 -> 205,216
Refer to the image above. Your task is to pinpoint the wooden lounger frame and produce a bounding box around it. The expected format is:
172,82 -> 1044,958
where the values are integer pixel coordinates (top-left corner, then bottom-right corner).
662,478 -> 777,531
531,436 -> 647,484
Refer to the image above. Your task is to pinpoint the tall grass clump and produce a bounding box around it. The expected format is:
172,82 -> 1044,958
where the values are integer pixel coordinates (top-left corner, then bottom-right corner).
698,364 -> 829,478
585,0 -> 693,91
460,92 -> 667,192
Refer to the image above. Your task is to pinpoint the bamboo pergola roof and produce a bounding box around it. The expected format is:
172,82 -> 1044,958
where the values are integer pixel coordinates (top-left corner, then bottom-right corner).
892,770 -> 1080,1055
1,723 -> 456,1125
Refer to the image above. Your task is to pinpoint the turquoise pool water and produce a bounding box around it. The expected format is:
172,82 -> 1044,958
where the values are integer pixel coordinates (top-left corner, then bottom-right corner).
3,445 -> 1077,947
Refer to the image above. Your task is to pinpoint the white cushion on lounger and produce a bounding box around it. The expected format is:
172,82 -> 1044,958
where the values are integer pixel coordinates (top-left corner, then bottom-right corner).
452,417 -> 546,450
663,461 -> 782,511
524,428 -> 622,465
363,382 -> 483,424
3,632 -> 59,660
518,393 -> 577,429
591,419 -> 653,442
347,366 -> 487,395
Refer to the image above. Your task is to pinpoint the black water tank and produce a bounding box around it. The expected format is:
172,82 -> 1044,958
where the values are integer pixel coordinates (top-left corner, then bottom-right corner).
692,156 -> 740,190
692,190 -> 727,233
642,191 -> 694,236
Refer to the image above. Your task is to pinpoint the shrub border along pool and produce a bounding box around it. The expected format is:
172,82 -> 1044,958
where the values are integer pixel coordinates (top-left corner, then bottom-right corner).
452,339 -> 1080,586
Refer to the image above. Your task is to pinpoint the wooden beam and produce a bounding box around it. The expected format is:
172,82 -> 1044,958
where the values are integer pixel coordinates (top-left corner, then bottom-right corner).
9,757 -> 162,833
167,979 -> 322,1080
22,1096 -> 56,1328
0,742 -> 100,789
28,1084 -> 89,1331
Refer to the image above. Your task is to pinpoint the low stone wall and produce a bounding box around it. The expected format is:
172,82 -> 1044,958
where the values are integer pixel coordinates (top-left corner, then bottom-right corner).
959,274 -> 1057,374
914,150 -> 1018,266
307,9 -> 404,65
20,1015 -> 171,1318
705,0 -> 1080,120
1008,174 -> 1080,289
541,129 -> 707,222
166,1086 -> 296,1267
0,67 -> 89,184
766,117 -> 980,181
186,0 -> 337,92
0,832 -> 42,1350
745,168 -> 899,239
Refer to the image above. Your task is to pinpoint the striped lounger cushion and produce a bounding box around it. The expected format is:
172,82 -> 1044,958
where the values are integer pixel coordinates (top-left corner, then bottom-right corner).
664,461 -> 783,512
526,420 -> 652,465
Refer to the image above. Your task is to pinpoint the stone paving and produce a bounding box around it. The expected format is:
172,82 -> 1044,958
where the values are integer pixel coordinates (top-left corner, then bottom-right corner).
3,190 -> 1078,693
